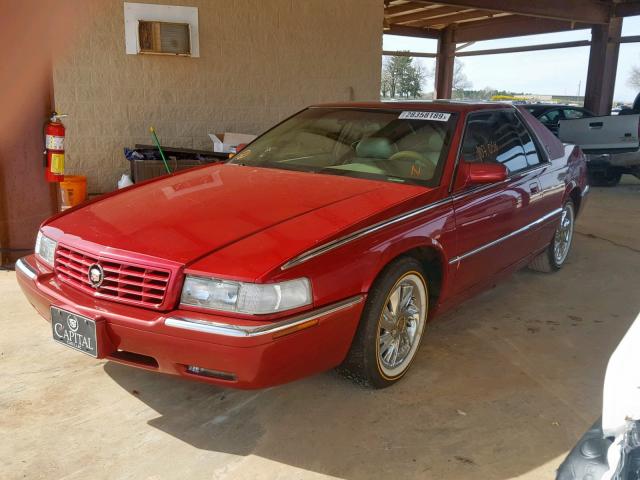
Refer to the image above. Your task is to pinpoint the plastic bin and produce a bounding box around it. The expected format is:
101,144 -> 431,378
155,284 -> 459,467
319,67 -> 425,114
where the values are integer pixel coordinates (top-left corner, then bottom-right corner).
130,158 -> 221,183
127,145 -> 226,183
59,175 -> 87,210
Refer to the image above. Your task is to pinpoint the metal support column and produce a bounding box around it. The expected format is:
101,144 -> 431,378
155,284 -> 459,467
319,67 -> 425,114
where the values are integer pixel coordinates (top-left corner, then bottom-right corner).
584,17 -> 623,115
435,26 -> 455,99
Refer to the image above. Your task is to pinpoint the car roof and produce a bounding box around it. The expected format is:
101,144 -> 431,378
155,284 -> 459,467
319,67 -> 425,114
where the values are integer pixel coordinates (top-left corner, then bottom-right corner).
310,101 -> 514,113
524,104 -> 586,110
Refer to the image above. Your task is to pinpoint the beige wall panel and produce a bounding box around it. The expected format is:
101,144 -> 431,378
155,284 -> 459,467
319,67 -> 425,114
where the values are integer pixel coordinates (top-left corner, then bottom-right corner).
53,0 -> 383,193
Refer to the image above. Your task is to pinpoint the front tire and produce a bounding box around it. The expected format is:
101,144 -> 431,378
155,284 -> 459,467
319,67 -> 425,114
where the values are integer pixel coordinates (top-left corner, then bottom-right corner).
340,257 -> 428,388
528,200 -> 575,273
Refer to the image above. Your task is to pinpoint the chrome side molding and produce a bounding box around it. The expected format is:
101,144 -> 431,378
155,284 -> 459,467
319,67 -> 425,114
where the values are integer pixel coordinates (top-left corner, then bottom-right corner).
165,295 -> 365,337
449,208 -> 563,264
16,257 -> 37,280
280,187 -> 571,271
281,198 -> 452,270
280,185 -> 517,271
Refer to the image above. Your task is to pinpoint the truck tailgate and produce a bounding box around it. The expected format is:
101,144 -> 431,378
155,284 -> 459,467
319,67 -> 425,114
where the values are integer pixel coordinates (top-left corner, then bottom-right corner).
558,114 -> 640,154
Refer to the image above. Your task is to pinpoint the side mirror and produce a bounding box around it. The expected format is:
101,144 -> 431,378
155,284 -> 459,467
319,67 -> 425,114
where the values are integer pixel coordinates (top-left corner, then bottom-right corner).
456,162 -> 508,189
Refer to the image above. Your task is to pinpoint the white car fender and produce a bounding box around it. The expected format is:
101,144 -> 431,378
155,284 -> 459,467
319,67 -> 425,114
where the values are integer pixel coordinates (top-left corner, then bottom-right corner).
601,312 -> 640,479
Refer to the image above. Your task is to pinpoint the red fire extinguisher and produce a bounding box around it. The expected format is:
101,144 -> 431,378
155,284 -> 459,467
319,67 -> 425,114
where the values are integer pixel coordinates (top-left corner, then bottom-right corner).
44,112 -> 67,182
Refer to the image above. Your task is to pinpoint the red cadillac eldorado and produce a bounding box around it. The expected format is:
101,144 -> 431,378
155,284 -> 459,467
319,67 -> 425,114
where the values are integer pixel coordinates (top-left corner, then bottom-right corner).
16,102 -> 589,389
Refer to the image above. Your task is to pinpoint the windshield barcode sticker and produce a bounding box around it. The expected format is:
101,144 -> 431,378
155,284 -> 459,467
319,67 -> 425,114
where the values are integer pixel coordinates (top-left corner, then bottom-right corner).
399,111 -> 451,121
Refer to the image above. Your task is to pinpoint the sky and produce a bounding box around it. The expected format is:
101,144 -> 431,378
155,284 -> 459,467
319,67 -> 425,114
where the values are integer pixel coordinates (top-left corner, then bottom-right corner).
383,16 -> 640,103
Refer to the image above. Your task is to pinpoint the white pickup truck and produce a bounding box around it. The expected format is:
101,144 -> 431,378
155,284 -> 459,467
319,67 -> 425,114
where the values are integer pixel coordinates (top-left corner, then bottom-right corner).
558,110 -> 640,186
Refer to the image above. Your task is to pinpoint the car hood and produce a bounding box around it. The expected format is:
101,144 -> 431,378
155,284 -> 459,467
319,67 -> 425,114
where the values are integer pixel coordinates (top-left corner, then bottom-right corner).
45,164 -> 428,267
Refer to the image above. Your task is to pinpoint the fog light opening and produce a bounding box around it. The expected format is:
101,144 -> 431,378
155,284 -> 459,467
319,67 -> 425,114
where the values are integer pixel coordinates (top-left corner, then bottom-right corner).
186,365 -> 237,381
109,350 -> 159,368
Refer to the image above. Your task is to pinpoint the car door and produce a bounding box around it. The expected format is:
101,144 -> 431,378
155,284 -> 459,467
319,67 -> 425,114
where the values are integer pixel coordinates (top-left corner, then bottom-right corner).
558,114 -> 640,154
449,109 -> 545,296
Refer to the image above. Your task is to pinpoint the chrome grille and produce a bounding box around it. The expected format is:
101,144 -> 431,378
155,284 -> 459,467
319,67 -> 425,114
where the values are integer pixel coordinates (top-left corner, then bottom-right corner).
54,245 -> 171,309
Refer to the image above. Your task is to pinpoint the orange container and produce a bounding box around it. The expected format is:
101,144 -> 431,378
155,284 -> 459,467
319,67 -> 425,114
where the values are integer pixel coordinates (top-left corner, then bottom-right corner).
59,175 -> 87,210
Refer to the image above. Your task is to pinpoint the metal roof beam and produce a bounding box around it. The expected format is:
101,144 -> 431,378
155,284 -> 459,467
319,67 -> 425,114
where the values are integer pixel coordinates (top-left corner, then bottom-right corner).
382,50 -> 437,58
407,0 -> 611,24
453,16 -> 592,42
386,25 -> 441,39
614,1 -> 640,18
385,2 -> 432,17
455,40 -> 591,57
390,6 -> 464,24
416,10 -> 500,27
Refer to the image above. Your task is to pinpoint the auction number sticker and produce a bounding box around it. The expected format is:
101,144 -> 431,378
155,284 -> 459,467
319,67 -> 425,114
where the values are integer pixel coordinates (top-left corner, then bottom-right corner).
399,111 -> 451,121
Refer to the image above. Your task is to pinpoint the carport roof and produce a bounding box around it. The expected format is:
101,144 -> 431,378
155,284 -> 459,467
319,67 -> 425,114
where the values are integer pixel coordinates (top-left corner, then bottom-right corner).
384,1 -> 640,41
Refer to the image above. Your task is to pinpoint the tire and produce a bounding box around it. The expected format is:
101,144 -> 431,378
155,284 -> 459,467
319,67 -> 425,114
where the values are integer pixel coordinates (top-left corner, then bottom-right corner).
588,169 -> 621,187
340,257 -> 429,388
528,200 -> 575,273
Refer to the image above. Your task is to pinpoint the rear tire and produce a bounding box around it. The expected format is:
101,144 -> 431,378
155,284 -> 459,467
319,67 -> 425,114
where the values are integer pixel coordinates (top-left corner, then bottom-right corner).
588,169 -> 621,187
528,200 -> 575,273
340,257 -> 428,389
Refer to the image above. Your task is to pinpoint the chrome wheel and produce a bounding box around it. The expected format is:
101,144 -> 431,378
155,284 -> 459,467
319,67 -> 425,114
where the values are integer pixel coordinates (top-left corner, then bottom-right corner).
553,203 -> 574,265
377,273 -> 427,378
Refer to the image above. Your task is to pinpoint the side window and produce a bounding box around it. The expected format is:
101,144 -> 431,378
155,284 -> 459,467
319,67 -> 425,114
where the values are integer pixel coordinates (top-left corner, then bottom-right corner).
538,109 -> 561,124
460,111 -> 540,174
512,114 -> 541,168
563,108 -> 588,119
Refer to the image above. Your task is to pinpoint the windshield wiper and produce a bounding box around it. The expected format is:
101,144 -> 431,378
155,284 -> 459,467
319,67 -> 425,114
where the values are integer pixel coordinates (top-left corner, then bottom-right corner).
385,175 -> 407,183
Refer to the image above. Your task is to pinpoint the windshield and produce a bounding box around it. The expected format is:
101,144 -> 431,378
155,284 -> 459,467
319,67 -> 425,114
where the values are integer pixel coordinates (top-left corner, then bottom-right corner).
230,108 -> 457,187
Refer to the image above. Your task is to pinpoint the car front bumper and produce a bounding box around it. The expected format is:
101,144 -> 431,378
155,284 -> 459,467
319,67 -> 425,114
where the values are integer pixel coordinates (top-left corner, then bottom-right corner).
16,255 -> 365,389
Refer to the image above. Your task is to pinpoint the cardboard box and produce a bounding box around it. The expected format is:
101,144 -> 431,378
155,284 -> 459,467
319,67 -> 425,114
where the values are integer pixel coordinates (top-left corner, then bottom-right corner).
209,132 -> 257,153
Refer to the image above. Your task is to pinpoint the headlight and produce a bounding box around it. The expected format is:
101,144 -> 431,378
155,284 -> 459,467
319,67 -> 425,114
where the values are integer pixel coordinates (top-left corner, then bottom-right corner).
181,276 -> 312,315
35,231 -> 57,266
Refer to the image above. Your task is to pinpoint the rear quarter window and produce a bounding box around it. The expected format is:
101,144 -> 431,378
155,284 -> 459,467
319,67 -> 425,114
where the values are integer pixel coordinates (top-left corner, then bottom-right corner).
516,106 -> 565,161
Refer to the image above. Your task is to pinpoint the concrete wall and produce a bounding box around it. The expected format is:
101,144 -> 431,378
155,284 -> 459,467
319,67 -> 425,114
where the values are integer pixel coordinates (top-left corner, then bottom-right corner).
0,1 -> 77,265
53,0 -> 383,193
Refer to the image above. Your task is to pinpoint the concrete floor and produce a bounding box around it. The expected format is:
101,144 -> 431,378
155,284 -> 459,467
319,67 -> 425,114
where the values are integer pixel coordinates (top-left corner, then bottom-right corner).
2,178 -> 639,480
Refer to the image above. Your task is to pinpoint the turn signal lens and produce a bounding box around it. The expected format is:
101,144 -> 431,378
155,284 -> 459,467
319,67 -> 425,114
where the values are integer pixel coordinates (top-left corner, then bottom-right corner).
272,318 -> 319,339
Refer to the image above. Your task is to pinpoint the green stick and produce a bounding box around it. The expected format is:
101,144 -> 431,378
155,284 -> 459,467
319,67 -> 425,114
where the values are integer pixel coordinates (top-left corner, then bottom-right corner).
149,127 -> 171,174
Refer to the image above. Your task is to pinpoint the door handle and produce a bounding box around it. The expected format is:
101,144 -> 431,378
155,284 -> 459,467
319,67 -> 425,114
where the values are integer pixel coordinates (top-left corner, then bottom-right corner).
529,182 -> 540,194
589,122 -> 603,129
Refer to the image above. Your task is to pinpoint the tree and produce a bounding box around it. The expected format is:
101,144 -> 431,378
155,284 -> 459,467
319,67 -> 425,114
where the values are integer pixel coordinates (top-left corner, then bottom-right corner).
452,59 -> 472,97
629,65 -> 640,89
409,63 -> 428,98
479,86 -> 496,100
380,54 -> 430,99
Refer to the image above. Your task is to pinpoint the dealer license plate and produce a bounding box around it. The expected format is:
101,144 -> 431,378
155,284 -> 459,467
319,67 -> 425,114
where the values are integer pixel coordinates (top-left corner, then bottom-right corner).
51,307 -> 98,357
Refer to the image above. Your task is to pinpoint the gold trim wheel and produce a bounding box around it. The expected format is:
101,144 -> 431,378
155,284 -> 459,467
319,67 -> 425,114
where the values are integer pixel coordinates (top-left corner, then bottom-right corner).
376,273 -> 427,378
340,257 -> 430,388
